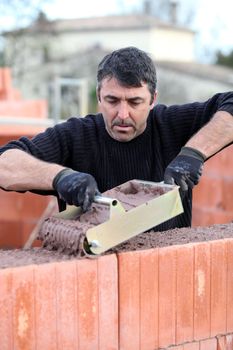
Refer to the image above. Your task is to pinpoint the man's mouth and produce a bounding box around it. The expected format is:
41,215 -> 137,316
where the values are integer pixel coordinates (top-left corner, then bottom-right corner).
113,124 -> 134,133
112,121 -> 134,130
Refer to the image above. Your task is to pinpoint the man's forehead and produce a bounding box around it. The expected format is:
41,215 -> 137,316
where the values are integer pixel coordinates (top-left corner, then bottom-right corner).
100,77 -> 150,95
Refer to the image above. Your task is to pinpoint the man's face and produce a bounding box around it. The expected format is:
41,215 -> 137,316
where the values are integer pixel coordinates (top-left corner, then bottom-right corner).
97,77 -> 157,142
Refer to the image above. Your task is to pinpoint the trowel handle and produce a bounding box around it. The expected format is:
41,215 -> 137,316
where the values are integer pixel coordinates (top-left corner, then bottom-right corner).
94,195 -> 118,207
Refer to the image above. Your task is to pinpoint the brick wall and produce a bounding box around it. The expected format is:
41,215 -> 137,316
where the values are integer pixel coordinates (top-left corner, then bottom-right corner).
0,68 -> 52,248
0,234 -> 233,349
193,146 -> 233,226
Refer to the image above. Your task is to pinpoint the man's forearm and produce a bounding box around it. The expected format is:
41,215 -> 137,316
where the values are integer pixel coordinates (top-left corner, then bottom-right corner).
0,149 -> 65,191
186,110 -> 233,159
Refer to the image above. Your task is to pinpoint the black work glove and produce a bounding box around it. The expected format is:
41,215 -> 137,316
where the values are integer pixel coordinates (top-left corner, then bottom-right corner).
53,168 -> 99,212
164,147 -> 206,192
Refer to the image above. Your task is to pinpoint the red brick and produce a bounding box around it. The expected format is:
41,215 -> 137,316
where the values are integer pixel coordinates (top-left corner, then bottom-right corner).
139,249 -> 159,350
0,221 -> 23,249
98,255 -> 118,350
200,338 -> 217,350
222,177 -> 233,211
34,263 -> 58,349
12,265 -> 36,350
193,175 -> 222,208
176,244 -> 194,344
158,246 -> 177,348
226,239 -> 233,332
193,242 -> 211,340
192,207 -> 233,227
0,269 -> 13,350
55,261 -> 78,350
76,258 -> 99,349
0,100 -> 47,118
118,251 -> 140,350
217,335 -> 226,350
184,342 -> 200,349
226,334 -> 233,349
210,241 -> 227,337
203,147 -> 233,175
0,68 -> 12,96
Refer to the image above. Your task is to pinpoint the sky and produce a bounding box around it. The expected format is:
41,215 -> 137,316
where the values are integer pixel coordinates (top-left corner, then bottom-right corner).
1,0 -> 233,62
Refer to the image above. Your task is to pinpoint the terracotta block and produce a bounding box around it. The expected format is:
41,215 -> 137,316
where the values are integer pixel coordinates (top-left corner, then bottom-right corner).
210,241 -> 227,337
176,244 -> 194,344
158,246 -> 176,348
0,68 -> 12,96
183,343 -> 200,349
226,239 -> 233,332
0,100 -> 47,118
76,255 -> 118,350
0,191 -> 23,221
0,269 -> 13,350
97,255 -> 118,350
12,265 -> 36,350
139,249 -> 159,350
203,147 -> 233,175
193,175 -> 222,208
226,334 -> 233,349
0,124 -> 47,136
217,335 -> 226,350
34,263 -> 58,349
52,261 -> 78,350
18,193 -> 52,219
193,242 -> 211,340
192,207 -> 233,227
118,251 -> 140,349
0,256 -> 118,350
0,190 -> 52,248
200,338 -> 217,350
76,258 -> 99,349
222,177 -> 233,211
0,221 -> 23,248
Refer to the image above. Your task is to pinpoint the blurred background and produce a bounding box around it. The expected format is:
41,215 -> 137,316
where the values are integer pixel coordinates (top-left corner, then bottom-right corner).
0,0 -> 233,119
0,0 -> 233,249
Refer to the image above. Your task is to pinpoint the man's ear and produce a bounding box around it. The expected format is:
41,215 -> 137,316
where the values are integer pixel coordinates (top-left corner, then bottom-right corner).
96,87 -> 101,102
150,91 -> 157,109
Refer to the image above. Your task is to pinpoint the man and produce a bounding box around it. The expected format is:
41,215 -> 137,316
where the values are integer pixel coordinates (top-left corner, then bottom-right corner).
0,47 -> 232,231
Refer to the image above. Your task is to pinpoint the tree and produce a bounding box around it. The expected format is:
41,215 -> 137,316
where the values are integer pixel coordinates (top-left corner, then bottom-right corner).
215,50 -> 233,69
0,0 -> 54,30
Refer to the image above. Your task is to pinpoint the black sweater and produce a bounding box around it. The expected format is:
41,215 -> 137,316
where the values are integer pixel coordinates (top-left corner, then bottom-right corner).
1,92 -> 233,231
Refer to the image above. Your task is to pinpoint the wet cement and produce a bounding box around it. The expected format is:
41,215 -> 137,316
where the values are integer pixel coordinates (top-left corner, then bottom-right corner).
0,222 -> 233,268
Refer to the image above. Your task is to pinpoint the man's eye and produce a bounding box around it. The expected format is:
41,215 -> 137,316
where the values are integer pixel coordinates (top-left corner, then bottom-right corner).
130,101 -> 140,106
107,99 -> 118,104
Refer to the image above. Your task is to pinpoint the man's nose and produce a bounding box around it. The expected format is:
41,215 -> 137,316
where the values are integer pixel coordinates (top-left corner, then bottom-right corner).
117,102 -> 129,120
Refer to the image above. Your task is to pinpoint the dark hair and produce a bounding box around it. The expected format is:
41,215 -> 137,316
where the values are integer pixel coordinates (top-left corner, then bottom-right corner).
97,47 -> 157,103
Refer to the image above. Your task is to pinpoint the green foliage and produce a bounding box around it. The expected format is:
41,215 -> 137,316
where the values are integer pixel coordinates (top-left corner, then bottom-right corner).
89,85 -> 98,113
215,50 -> 233,69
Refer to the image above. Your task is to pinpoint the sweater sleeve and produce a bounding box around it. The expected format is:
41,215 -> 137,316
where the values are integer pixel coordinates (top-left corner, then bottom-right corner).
153,91 -> 233,159
0,117 -> 84,166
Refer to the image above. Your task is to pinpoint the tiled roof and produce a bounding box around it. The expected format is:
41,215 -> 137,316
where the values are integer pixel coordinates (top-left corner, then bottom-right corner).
23,14 -> 193,34
156,60 -> 233,86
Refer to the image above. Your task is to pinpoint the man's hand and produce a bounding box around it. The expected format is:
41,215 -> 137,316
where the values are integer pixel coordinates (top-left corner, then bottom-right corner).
164,147 -> 206,192
53,168 -> 99,212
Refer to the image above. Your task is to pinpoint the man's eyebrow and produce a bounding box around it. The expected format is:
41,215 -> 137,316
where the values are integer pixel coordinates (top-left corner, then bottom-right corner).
127,96 -> 144,102
104,95 -> 144,101
104,94 -> 119,99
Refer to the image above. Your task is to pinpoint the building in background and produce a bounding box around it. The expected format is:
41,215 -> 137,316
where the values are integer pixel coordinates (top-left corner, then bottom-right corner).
2,9 -> 195,117
1,7 -> 233,116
